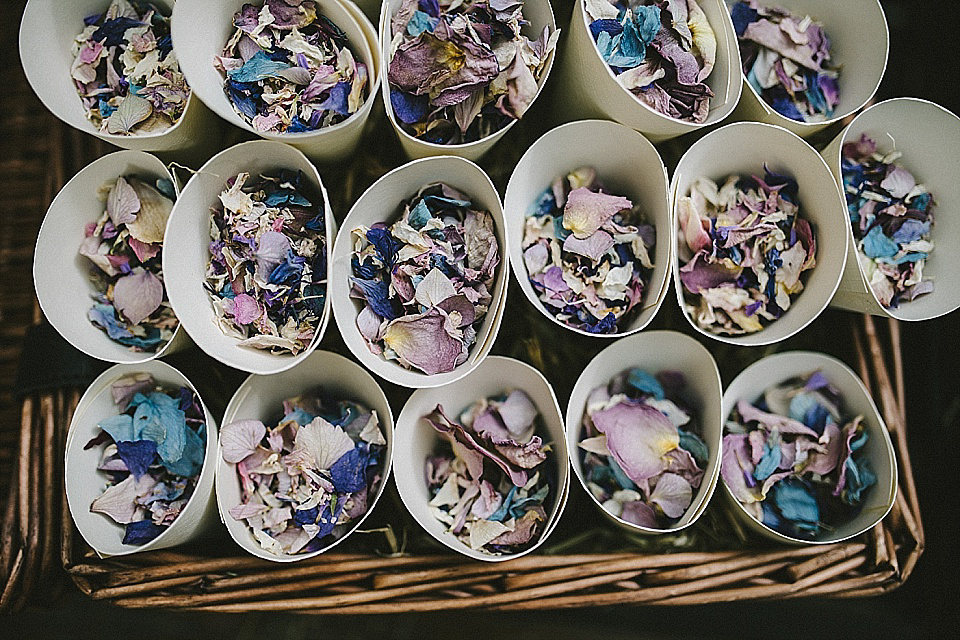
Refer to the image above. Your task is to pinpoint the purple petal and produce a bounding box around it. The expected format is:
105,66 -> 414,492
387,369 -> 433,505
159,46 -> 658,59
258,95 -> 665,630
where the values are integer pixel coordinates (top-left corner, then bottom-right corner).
880,166 -> 916,200
232,293 -> 262,325
721,433 -> 757,503
562,188 -> 632,239
129,238 -> 160,263
678,253 -> 739,294
107,176 -> 141,226
737,400 -> 819,436
255,231 -> 291,280
802,423 -> 843,476
425,405 -> 528,486
113,270 -> 163,325
620,500 -> 660,527
498,390 -> 538,438
649,472 -> 693,518
382,308 -> 462,375
220,419 -> 267,464
563,230 -> 615,262
591,401 -> 678,484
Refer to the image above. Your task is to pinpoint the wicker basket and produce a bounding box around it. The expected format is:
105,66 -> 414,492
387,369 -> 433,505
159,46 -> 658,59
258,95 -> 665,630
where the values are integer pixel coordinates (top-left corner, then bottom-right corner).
1,0 -> 923,614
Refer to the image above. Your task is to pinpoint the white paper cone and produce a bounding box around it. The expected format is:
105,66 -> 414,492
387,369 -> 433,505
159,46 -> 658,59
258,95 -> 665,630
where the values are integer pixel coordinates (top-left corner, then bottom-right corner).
393,356 -> 569,562
731,0 -> 888,139
34,150 -> 188,364
216,350 -> 394,562
504,119 -> 671,338
20,0 -> 219,155
559,0 -> 742,144
565,331 -> 722,533
378,0 -> 558,161
330,155 -> 508,388
821,97 -> 960,321
172,0 -> 379,164
671,121 -> 848,345
64,360 -> 220,557
719,351 -> 897,545
163,140 -> 334,375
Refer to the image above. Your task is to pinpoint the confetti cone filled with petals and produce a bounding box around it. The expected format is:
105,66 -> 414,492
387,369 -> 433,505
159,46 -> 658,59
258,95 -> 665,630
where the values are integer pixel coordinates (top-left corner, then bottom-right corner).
216,0 -> 369,134
204,170 -> 328,355
71,0 -> 191,135
676,167 -> 816,336
423,390 -> 554,556
723,370 -> 877,541
384,0 -> 558,147
81,174 -> 179,353
585,0 -> 718,123
349,182 -> 500,376
578,367 -> 709,528
521,166 -> 656,334
220,388 -> 387,556
841,134 -> 936,309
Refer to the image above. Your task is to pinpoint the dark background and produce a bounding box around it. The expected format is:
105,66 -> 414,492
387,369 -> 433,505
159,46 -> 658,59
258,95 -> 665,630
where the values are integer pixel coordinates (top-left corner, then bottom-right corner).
2,0 -> 959,637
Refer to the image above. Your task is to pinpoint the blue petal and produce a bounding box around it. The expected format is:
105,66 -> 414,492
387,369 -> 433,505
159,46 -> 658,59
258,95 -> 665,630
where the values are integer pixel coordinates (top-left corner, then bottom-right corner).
862,225 -> 900,259
131,392 -> 187,465
772,479 -> 820,529
365,228 -> 402,268
390,89 -> 430,125
330,444 -> 371,493
730,2 -> 759,37
892,219 -> 930,244
92,17 -> 143,47
162,426 -> 205,477
351,277 -> 399,320
116,440 -> 157,479
406,11 -> 437,36
88,304 -> 133,340
122,520 -> 166,545
626,369 -> 665,399
408,200 -> 432,230
753,437 -> 781,481
315,499 -> 346,538
227,51 -> 292,83
317,82 -> 351,117
98,414 -> 134,444
590,19 -> 624,40
678,429 -> 710,467
488,486 -> 517,522
294,506 -> 319,526
418,0 -> 440,18
772,95 -> 806,122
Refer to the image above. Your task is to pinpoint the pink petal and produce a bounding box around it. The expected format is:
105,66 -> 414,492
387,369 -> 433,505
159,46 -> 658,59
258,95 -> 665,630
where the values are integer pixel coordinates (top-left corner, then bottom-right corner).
232,293 -> 262,325
255,231 -> 291,280
721,433 -> 757,503
498,390 -> 538,438
382,309 -> 463,375
111,373 -> 155,408
220,419 -> 267,464
113,270 -> 164,325
591,401 -> 679,484
129,238 -> 160,263
107,176 -> 141,227
736,400 -> 819,436
620,500 -> 660,527
563,230 -> 615,261
678,197 -> 712,254
649,472 -> 693,518
880,166 -> 916,200
562,188 -> 632,239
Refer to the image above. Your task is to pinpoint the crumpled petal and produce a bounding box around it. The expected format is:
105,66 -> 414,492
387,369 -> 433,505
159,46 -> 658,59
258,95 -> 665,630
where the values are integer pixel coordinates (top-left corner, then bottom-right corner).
562,188 -> 633,239
591,401 -> 679,484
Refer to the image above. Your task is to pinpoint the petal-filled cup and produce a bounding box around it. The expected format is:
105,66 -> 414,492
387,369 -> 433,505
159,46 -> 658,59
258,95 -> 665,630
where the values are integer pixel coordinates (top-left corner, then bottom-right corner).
671,121 -> 848,345
560,0 -> 743,143
163,140 -> 333,375
65,360 -> 219,557
331,155 -> 508,388
821,97 -> 960,320
216,350 -> 394,562
730,0 -> 888,139
379,0 -> 558,161
566,331 -> 723,533
504,119 -> 672,338
172,0 -> 379,164
719,351 -> 897,545
20,0 -> 217,155
393,356 -> 569,561
34,149 -> 188,364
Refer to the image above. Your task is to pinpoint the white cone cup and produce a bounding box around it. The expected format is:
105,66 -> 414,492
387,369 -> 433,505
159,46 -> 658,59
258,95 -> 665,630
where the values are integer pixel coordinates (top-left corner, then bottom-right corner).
216,350 -> 394,561
731,0 -> 888,139
20,0 -> 218,154
172,0 -> 379,164
393,356 -> 569,561
671,121 -> 848,346
331,155 -> 508,388
65,360 -> 219,557
379,0 -> 558,161
720,351 -> 897,545
343,0 -> 381,83
560,0 -> 742,144
34,150 -> 189,364
820,98 -> 960,321
565,331 -> 722,533
163,140 -> 334,375
504,119 -> 672,338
